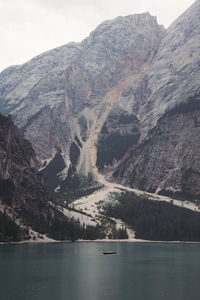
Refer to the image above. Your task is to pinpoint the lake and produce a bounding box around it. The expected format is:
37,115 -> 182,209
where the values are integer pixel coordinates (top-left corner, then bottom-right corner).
0,241 -> 200,300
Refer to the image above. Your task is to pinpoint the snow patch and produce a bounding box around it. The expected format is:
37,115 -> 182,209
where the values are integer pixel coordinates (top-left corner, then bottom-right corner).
49,202 -> 97,227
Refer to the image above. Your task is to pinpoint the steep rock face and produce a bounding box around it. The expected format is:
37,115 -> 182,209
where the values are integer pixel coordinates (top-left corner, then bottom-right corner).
0,13 -> 164,196
0,1 -> 199,200
65,13 -> 164,114
118,0 -> 200,136
0,114 -> 50,219
96,107 -> 140,170
0,43 -> 81,161
113,0 -> 200,196
0,115 -> 110,241
115,95 -> 200,198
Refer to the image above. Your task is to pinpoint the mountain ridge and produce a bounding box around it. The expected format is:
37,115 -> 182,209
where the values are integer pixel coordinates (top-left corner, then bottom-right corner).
0,1 -> 199,201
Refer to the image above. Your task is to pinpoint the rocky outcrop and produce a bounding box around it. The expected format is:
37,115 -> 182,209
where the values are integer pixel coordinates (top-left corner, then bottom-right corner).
113,0 -> 200,197
0,13 -> 164,196
0,114 -> 104,241
114,94 -> 200,199
96,107 -> 140,170
117,0 -> 200,137
0,1 -> 200,200
0,114 -> 50,220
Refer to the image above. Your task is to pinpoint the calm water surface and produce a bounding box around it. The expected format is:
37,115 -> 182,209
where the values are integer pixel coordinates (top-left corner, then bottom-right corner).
0,242 -> 200,300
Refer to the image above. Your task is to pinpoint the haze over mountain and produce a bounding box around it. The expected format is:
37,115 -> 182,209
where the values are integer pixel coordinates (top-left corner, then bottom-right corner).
0,0 -> 199,205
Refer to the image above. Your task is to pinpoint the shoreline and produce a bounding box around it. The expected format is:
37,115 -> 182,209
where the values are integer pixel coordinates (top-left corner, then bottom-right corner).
1,238 -> 200,245
76,239 -> 200,244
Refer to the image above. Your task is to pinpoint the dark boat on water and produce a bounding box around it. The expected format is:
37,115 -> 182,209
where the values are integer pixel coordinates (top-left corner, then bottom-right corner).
103,251 -> 117,255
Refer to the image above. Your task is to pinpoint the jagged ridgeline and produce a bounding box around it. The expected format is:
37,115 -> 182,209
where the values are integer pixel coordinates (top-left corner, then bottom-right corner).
0,12 -> 165,200
0,0 -> 200,203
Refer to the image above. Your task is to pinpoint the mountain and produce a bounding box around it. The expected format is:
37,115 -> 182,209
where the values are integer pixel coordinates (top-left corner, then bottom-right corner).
0,0 -> 200,202
113,0 -> 200,199
0,13 -> 164,199
0,113 -> 54,241
0,114 -> 105,242
0,114 -> 50,219
114,94 -> 200,199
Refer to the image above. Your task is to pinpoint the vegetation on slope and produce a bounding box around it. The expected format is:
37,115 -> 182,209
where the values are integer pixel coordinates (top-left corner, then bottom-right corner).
97,132 -> 139,170
0,212 -> 25,242
104,191 -> 200,241
41,150 -> 66,194
20,207 -> 106,241
97,111 -> 140,170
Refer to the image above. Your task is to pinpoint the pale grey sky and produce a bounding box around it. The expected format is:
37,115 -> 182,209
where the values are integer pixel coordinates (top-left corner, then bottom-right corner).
0,0 -> 195,72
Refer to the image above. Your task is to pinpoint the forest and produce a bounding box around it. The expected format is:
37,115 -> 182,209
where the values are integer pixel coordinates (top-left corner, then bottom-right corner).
104,191 -> 200,241
0,211 -> 23,242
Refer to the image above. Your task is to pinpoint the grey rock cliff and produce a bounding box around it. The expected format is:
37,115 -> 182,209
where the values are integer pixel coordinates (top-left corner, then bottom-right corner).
0,114 -> 50,220
114,0 -> 200,197
115,94 -> 200,199
0,12 -> 164,196
0,1 -> 200,200
118,0 -> 200,136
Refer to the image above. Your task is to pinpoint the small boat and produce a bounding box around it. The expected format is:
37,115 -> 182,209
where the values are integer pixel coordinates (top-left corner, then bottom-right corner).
103,251 -> 117,255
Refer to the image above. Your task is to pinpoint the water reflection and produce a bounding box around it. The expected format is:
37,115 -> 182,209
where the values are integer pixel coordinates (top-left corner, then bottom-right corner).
0,242 -> 200,300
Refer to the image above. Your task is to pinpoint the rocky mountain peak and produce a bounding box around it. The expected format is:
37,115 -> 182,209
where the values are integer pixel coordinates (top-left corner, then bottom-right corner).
81,12 -> 164,67
88,12 -> 162,40
113,0 -> 200,197
0,10 -> 164,161
117,0 -> 200,138
0,3 -> 199,200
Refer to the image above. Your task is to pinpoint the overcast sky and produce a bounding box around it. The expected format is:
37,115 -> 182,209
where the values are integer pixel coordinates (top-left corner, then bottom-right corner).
0,0 -> 195,72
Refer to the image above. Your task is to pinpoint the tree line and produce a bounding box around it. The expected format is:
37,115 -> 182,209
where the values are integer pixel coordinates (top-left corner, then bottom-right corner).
104,191 -> 200,241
